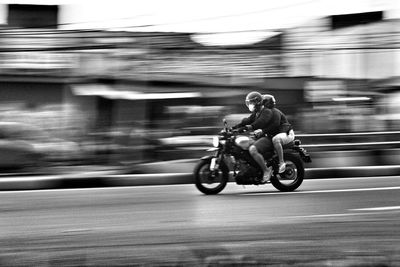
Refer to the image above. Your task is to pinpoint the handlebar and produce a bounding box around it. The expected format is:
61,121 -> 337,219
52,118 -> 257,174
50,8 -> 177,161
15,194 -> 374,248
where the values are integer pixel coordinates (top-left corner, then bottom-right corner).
220,120 -> 257,138
220,128 -> 256,138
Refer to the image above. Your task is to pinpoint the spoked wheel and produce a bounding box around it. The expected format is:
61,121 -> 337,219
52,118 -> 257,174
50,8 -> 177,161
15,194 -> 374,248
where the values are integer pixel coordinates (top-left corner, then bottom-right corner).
271,153 -> 304,192
194,159 -> 229,195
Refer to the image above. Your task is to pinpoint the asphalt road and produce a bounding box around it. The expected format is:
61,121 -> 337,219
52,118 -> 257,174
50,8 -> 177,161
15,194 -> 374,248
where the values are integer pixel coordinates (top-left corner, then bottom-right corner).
1,176 -> 400,266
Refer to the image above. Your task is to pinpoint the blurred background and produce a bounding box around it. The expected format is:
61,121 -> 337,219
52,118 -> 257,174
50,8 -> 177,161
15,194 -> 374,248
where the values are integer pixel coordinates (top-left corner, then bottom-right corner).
2,3 -> 400,266
0,0 -> 399,171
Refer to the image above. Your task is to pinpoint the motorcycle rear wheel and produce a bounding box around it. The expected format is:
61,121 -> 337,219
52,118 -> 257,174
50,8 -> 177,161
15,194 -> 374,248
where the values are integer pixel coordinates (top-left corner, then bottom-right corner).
194,159 -> 229,195
271,153 -> 304,192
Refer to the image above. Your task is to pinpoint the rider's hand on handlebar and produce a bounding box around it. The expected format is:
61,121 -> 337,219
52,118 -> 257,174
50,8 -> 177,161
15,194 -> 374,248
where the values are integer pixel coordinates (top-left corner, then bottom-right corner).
245,125 -> 253,131
220,127 -> 233,134
237,127 -> 246,133
236,125 -> 252,133
254,129 -> 264,138
231,128 -> 240,134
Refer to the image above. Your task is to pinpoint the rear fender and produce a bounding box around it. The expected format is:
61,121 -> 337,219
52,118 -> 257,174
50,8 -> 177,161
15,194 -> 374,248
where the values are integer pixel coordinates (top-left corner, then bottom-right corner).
286,145 -> 312,163
297,147 -> 312,163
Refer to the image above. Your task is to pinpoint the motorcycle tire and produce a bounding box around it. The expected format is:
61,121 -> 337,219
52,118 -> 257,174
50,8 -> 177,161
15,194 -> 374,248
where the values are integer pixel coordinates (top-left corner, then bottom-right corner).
271,153 -> 304,192
194,159 -> 229,195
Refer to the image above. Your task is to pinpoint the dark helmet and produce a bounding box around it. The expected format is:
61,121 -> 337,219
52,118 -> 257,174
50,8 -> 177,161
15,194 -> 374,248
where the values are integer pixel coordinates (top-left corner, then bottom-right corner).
245,91 -> 263,108
262,94 -> 276,109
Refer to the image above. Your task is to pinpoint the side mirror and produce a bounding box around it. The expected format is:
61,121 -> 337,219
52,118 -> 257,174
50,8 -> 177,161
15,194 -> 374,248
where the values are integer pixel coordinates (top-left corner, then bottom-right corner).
223,119 -> 228,131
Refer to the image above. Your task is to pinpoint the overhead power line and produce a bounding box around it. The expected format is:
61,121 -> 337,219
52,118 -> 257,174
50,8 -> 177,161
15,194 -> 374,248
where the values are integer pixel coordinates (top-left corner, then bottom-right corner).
1,0 -> 317,32
1,14 -> 152,31
125,0 -> 318,28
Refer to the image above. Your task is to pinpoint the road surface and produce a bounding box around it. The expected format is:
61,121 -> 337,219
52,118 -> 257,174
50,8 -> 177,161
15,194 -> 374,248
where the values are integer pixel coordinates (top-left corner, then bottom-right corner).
1,176 -> 400,266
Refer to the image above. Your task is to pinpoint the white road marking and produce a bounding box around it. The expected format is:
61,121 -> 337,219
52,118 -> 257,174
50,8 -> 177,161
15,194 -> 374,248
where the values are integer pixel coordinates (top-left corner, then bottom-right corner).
307,165 -> 400,171
245,186 -> 400,196
351,206 -> 400,211
109,173 -> 191,178
0,176 -> 61,182
305,175 -> 400,182
61,228 -> 92,233
0,180 -> 400,195
0,184 -> 192,194
289,212 -> 372,218
288,209 -> 400,219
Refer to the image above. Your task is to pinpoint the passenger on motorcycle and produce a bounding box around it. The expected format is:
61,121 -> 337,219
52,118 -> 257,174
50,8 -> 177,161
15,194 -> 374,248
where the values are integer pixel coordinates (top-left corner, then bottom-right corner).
263,94 -> 295,173
232,91 -> 280,183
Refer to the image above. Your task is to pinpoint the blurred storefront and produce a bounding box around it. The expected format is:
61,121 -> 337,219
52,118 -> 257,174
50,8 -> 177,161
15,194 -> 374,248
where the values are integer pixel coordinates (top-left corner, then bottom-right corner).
0,24 -> 311,140
369,77 -> 400,130
0,30 -> 81,137
283,14 -> 400,132
0,8 -> 399,164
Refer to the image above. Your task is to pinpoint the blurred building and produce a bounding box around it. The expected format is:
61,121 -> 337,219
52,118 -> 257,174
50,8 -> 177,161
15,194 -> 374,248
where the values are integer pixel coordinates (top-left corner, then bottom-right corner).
283,11 -> 400,132
0,4 -> 398,164
0,4 -> 77,137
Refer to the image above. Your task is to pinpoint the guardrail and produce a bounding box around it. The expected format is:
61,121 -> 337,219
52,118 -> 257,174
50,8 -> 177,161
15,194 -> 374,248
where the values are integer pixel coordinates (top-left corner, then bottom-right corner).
296,131 -> 400,138
301,141 -> 400,151
158,131 -> 400,151
296,131 -> 400,151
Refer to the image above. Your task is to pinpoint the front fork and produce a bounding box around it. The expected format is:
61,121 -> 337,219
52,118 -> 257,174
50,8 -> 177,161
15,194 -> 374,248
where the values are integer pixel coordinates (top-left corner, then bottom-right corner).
210,157 -> 218,171
203,149 -> 234,175
209,150 -> 222,172
203,148 -> 229,174
210,152 -> 237,179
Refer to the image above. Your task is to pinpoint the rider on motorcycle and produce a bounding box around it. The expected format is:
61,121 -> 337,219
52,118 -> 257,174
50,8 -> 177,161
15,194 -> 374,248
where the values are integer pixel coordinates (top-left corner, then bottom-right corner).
263,94 -> 295,173
231,91 -> 281,183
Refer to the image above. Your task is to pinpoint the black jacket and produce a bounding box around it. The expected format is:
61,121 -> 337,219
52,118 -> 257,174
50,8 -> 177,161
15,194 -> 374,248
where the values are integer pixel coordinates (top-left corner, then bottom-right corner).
233,107 -> 292,137
233,107 -> 280,137
274,108 -> 293,135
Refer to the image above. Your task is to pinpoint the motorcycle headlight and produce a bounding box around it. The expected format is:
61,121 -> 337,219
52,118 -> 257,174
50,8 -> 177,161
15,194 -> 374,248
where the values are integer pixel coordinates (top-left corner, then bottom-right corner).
212,136 -> 220,147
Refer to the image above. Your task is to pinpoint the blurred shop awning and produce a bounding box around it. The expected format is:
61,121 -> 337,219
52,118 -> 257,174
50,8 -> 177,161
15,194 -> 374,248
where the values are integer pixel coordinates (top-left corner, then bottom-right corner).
72,84 -> 201,100
71,84 -> 246,99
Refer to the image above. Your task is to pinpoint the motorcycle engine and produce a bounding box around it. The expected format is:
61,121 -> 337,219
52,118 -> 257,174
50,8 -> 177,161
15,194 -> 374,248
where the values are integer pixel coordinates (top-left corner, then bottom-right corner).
235,160 -> 260,185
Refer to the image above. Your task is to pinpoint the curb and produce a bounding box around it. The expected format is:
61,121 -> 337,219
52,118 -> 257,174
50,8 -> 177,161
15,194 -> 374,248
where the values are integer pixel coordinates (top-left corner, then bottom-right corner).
102,173 -> 193,187
0,165 -> 399,191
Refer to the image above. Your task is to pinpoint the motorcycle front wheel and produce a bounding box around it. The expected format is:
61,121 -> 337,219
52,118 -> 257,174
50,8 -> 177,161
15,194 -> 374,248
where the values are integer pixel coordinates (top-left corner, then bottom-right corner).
194,159 -> 229,195
271,153 -> 304,192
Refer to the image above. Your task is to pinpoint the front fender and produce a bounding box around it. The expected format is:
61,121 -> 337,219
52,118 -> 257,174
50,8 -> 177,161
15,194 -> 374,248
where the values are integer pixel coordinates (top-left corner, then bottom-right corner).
200,155 -> 215,161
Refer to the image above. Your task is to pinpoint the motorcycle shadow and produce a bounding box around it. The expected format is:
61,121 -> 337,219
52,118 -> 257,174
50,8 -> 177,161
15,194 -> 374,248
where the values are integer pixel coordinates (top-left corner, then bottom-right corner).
209,184 -> 300,197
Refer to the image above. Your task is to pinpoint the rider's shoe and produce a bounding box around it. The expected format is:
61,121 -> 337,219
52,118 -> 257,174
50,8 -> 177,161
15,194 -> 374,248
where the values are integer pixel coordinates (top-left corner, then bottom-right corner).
278,162 -> 286,173
260,167 -> 272,184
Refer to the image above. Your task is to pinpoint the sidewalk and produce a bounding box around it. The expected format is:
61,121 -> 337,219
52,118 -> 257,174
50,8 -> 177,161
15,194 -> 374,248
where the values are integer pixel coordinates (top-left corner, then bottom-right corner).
0,165 -> 124,190
0,159 -> 400,191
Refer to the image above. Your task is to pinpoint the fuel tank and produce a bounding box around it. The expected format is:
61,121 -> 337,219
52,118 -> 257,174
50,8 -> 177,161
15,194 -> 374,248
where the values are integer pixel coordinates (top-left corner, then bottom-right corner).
234,135 -> 254,150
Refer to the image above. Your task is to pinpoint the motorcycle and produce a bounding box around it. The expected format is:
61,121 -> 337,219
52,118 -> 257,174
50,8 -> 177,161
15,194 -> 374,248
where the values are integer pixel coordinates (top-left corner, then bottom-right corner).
194,120 -> 312,195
